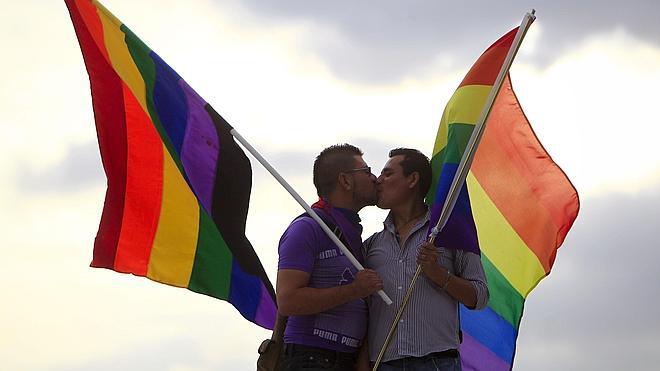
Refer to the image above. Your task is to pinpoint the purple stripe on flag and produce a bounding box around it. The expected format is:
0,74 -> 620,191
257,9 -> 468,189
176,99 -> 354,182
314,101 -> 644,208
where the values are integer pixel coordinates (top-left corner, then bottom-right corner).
179,79 -> 219,213
429,163 -> 480,254
460,332 -> 511,371
255,284 -> 277,329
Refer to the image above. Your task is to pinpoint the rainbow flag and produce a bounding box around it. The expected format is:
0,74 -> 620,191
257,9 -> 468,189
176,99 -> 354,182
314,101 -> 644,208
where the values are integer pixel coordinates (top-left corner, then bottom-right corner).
427,28 -> 580,370
65,0 -> 276,329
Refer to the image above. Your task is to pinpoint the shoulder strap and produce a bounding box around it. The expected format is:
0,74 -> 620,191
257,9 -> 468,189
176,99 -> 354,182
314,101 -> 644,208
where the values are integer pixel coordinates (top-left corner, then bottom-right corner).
271,313 -> 287,341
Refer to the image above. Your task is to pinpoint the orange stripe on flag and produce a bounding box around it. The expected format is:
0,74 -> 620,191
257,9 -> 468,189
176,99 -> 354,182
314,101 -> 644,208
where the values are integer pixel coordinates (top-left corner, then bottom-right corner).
472,76 -> 579,271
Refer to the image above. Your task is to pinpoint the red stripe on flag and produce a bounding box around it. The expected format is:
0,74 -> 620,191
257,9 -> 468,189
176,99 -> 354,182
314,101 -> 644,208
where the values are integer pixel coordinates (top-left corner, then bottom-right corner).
113,83 -> 164,275
459,28 -> 518,87
66,0 -> 127,269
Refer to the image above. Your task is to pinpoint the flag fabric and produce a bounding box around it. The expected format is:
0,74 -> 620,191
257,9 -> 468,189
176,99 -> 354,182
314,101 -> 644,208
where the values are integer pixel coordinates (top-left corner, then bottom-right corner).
65,0 -> 277,329
427,28 -> 580,370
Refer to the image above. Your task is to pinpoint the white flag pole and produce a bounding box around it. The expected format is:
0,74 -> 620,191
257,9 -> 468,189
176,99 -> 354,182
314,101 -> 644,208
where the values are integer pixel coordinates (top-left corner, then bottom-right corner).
372,10 -> 536,370
230,128 -> 393,306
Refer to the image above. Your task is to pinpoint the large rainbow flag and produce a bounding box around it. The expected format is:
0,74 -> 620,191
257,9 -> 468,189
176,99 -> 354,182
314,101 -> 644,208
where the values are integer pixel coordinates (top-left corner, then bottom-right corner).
65,0 -> 277,329
427,28 -> 580,370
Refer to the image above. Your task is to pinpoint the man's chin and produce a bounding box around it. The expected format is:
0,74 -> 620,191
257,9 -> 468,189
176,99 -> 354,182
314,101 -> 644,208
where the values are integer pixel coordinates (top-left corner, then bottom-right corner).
376,200 -> 390,210
356,195 -> 379,209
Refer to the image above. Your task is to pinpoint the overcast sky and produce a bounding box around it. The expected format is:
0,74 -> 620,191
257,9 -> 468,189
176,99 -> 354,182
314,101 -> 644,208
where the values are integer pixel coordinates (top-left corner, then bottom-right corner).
2,0 -> 659,370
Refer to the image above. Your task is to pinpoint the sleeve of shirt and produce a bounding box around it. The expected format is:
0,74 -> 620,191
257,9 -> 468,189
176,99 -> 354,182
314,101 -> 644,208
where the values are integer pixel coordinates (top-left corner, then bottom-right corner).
362,233 -> 376,264
278,218 -> 318,274
455,250 -> 490,310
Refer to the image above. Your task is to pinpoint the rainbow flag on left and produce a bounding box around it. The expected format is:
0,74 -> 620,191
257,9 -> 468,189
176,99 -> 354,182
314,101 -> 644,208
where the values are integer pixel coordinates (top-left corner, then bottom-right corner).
65,0 -> 277,329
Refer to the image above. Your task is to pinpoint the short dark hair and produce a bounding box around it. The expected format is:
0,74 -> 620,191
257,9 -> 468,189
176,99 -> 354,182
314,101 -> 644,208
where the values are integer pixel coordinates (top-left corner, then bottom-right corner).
313,144 -> 363,197
389,148 -> 431,198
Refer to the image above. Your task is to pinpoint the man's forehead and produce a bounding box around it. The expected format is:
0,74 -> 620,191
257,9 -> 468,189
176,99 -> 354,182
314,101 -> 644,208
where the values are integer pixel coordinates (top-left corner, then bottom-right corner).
353,155 -> 367,166
383,155 -> 404,170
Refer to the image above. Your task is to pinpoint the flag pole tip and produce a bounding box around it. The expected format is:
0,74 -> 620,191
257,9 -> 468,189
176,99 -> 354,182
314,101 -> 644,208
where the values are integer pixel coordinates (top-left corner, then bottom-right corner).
527,9 -> 537,22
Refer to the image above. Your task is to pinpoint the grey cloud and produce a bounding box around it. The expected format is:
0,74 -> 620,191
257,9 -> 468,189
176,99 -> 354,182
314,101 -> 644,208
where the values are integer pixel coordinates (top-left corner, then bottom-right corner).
250,148 -> 316,188
514,188 -> 660,370
18,142 -> 104,193
226,0 -> 660,84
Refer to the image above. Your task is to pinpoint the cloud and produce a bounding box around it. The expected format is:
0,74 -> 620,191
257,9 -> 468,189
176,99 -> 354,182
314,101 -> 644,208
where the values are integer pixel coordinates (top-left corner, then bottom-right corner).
53,336 -> 214,371
229,0 -> 660,84
17,142 -> 104,193
515,187 -> 660,370
0,228 -> 270,371
53,332 -> 266,371
511,30 -> 660,196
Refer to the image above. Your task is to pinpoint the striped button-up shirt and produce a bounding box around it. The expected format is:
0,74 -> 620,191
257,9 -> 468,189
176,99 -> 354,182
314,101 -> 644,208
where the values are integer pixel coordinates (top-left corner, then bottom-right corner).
364,210 -> 488,362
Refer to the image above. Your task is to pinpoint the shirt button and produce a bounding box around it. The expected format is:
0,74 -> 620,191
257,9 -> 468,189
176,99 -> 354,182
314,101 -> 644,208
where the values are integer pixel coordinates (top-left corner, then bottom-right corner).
398,286 -> 402,290
399,319 -> 404,323
399,259 -> 403,263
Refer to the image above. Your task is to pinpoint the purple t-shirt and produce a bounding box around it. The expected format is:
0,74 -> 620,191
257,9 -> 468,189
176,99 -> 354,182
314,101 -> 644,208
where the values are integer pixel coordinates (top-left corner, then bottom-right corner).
278,207 -> 367,353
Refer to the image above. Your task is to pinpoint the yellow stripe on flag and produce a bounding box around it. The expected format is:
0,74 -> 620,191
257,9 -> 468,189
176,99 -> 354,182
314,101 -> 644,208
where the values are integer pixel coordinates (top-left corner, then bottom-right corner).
96,4 -> 148,113
466,172 -> 546,297
433,85 -> 492,157
147,148 -> 200,287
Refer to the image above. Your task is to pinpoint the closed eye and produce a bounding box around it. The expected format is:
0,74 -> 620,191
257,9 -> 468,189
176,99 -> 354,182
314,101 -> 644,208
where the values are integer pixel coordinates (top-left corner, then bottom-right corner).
381,170 -> 393,178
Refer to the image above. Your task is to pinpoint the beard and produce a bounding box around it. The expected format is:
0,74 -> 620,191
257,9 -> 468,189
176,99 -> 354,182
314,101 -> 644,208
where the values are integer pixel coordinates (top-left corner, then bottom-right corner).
353,186 -> 378,208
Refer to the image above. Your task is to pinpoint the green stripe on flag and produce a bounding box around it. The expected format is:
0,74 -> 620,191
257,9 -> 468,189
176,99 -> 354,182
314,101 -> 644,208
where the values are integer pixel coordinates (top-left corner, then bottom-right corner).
482,253 -> 524,328
426,123 -> 475,205
188,210 -> 233,299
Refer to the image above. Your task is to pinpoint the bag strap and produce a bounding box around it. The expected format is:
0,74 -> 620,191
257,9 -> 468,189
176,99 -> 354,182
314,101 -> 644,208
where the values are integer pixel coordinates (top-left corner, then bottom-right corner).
270,313 -> 288,342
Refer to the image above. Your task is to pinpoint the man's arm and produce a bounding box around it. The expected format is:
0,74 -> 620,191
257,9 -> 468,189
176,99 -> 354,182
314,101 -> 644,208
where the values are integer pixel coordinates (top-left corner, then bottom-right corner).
417,241 -> 487,309
276,268 -> 383,316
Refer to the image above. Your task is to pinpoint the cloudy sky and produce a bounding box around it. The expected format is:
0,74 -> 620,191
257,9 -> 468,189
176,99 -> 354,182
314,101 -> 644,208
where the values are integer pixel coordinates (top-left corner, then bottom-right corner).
2,0 -> 659,370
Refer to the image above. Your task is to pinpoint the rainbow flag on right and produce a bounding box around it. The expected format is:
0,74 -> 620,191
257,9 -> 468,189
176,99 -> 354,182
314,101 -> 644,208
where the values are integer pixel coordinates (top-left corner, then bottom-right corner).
426,28 -> 580,370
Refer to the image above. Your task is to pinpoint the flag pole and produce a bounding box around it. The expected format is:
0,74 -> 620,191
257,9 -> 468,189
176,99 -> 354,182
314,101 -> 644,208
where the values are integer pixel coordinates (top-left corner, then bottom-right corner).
372,10 -> 536,370
230,128 -> 393,306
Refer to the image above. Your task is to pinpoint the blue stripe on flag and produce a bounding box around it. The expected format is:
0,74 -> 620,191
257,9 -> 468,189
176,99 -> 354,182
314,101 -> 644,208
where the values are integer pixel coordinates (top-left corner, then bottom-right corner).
460,304 -> 517,362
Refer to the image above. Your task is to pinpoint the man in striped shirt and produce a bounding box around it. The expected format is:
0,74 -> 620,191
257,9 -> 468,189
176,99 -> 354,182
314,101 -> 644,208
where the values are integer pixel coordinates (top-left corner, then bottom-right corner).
363,148 -> 489,371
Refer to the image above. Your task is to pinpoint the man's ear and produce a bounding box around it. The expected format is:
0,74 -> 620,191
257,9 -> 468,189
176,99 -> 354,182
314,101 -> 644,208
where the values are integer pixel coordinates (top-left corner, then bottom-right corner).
338,173 -> 353,191
407,172 -> 420,190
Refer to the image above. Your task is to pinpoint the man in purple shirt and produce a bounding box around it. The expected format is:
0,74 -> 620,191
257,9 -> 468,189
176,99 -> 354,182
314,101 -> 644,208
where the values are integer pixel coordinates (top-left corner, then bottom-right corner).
277,144 -> 384,371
